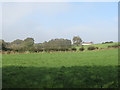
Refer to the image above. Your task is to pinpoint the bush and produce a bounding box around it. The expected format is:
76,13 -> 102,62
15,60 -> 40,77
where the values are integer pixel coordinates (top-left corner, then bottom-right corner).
96,47 -> 99,49
59,48 -> 69,51
44,49 -> 50,52
79,47 -> 85,51
6,51 -> 11,54
39,49 -> 44,52
25,51 -> 30,54
71,48 -> 77,51
44,48 -> 70,52
108,44 -> 120,48
108,46 -> 111,48
88,46 -> 96,50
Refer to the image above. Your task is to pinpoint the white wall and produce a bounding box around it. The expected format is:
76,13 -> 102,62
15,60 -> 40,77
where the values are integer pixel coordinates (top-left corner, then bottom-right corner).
82,44 -> 92,45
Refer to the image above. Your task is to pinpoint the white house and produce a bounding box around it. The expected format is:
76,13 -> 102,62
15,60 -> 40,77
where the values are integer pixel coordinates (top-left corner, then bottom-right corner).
81,42 -> 93,45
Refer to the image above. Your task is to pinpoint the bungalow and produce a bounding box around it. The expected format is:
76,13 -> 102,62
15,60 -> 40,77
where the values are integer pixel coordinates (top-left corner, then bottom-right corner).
81,42 -> 93,45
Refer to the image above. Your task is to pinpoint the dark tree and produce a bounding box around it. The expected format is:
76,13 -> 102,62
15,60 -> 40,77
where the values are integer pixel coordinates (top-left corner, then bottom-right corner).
0,40 -> 6,50
0,40 -> 11,51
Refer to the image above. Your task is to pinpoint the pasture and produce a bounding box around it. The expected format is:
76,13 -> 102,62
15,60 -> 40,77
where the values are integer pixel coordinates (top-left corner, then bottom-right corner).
75,42 -> 118,51
2,48 -> 119,88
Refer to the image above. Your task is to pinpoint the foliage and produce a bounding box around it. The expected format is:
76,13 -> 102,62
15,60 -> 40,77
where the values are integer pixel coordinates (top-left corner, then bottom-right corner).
71,48 -> 77,51
87,46 -> 97,50
1,38 -> 119,53
23,38 -> 34,51
0,40 -> 12,51
43,39 -> 71,50
5,38 -> 34,52
1,38 -> 72,52
79,47 -> 85,51
96,47 -> 99,49
72,36 -> 82,46
108,44 -> 120,48
0,40 -> 6,50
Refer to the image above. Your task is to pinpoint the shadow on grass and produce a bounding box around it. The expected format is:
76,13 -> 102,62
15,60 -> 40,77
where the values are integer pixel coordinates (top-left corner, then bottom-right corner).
2,66 -> 118,88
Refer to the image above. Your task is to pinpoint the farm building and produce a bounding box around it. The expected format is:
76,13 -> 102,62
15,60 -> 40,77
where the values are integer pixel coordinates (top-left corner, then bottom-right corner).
81,42 -> 93,45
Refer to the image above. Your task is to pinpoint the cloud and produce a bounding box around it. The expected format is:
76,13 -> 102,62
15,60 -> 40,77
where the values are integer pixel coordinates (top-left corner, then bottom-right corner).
2,3 -> 34,26
2,3 -> 70,26
2,2 -> 72,42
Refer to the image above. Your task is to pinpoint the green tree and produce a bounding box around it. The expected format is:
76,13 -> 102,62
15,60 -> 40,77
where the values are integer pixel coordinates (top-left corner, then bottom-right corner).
23,38 -> 34,51
11,39 -> 23,45
9,38 -> 34,51
0,40 -> 6,50
43,39 -> 71,51
72,36 -> 82,46
0,40 -> 12,51
9,39 -> 24,51
33,43 -> 44,52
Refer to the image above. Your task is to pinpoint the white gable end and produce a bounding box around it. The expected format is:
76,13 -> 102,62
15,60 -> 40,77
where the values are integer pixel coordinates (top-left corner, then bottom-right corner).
82,43 -> 92,45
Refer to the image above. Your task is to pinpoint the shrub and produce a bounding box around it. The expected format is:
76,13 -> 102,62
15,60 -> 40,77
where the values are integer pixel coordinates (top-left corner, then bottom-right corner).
113,45 -> 120,48
96,47 -> 99,49
71,48 -> 77,51
64,48 -> 69,51
108,46 -> 111,48
32,48 -> 43,52
108,44 -> 120,48
88,46 -> 96,50
100,48 -> 103,49
44,49 -> 50,52
25,51 -> 30,54
6,51 -> 11,54
59,48 -> 69,51
79,47 -> 85,51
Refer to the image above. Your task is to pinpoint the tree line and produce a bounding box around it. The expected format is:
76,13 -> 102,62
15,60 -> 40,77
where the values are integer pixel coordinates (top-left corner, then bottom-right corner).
0,36 -> 82,52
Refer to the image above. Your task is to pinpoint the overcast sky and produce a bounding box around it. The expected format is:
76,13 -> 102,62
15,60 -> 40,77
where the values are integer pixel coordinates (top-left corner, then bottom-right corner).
1,2 -> 118,43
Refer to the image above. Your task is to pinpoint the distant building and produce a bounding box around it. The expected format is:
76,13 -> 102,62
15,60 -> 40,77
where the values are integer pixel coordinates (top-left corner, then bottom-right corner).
81,42 -> 93,45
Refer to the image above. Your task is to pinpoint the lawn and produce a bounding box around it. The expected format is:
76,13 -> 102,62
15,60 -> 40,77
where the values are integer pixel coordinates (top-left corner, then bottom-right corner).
2,48 -> 119,88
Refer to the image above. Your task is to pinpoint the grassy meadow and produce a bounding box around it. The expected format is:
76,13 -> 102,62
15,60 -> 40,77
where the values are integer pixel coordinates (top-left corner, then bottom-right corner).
75,42 -> 118,51
2,43 -> 119,88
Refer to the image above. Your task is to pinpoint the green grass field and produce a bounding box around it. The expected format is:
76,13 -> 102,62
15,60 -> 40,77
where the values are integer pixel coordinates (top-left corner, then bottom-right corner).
2,44 -> 119,88
75,42 -> 118,51
2,48 -> 118,67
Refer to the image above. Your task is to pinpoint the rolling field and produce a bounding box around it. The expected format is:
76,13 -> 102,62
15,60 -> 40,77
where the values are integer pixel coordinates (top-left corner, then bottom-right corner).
2,48 -> 119,88
75,42 -> 118,51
